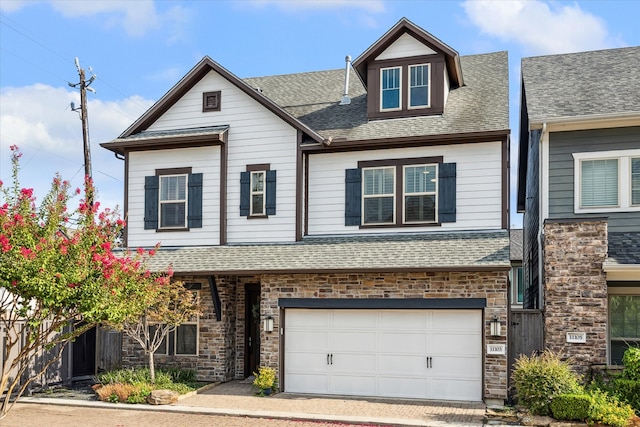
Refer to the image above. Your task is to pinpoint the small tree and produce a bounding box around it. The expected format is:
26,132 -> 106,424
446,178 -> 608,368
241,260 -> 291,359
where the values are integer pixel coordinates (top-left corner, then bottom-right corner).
0,146 -> 169,418
111,281 -> 201,384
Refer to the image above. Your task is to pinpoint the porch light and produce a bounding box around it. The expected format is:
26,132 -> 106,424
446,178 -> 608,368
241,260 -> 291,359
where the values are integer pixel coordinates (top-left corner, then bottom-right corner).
490,316 -> 502,337
263,316 -> 274,333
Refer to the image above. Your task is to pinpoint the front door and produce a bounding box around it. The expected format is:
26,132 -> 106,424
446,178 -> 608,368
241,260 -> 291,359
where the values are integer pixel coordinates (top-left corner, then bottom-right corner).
72,326 -> 96,377
244,284 -> 261,378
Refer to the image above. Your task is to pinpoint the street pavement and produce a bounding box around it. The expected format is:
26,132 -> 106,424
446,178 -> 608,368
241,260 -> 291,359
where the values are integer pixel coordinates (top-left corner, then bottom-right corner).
6,380 -> 488,427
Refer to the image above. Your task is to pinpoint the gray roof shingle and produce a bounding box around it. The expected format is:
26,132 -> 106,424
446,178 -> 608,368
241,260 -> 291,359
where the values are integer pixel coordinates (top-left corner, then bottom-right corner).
607,232 -> 640,265
522,46 -> 640,123
244,51 -> 509,141
141,231 -> 510,274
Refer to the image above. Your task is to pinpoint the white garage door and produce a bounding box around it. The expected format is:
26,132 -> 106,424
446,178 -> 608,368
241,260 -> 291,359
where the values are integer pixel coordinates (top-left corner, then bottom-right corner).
284,309 -> 482,401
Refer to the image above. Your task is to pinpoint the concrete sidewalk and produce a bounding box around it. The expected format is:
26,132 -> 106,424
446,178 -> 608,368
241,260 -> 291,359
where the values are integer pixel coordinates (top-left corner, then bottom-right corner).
19,380 -> 487,427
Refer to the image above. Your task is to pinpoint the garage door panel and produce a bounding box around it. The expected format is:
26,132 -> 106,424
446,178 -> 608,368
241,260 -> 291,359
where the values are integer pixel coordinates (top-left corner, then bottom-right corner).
333,310 -> 377,328
330,374 -> 376,396
287,309 -> 330,328
331,331 -> 377,352
430,332 -> 482,355
379,376 -> 428,399
430,378 -> 481,401
380,310 -> 428,330
286,373 -> 329,394
431,310 -> 481,330
332,353 -> 376,374
431,356 -> 481,378
286,352 -> 330,374
379,354 -> 428,376
380,332 -> 427,354
285,330 -> 328,352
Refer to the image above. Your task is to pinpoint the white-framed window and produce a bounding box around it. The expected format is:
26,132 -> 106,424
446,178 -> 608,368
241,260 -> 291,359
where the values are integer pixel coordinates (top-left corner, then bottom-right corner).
573,149 -> 640,214
380,67 -> 401,111
609,293 -> 640,365
362,167 -> 395,224
511,265 -> 524,305
147,291 -> 199,357
403,164 -> 437,223
250,171 -> 266,216
409,64 -> 430,108
632,157 -> 640,206
159,174 -> 187,228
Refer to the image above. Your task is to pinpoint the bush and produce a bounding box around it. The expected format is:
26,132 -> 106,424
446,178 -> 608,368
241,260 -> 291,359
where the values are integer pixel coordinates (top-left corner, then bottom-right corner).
512,350 -> 583,415
588,389 -> 635,427
611,378 -> 640,414
94,383 -> 137,402
550,394 -> 591,421
253,366 -> 277,396
622,347 -> 640,381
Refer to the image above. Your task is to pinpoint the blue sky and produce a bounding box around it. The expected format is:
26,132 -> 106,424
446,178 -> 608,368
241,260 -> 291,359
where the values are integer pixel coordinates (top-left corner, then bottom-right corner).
1,0 -> 639,228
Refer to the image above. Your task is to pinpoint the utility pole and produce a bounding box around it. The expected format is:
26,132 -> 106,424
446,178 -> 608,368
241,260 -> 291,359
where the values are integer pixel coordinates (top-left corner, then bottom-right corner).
69,57 -> 96,184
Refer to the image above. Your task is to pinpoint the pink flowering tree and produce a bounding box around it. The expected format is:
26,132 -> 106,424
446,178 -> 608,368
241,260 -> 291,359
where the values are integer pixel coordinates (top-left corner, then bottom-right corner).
0,146 -> 173,418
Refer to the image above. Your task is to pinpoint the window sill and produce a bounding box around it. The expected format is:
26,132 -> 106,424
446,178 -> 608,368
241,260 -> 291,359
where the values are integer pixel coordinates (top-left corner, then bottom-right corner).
360,222 -> 440,229
156,227 -> 190,232
574,205 -> 640,214
247,215 -> 269,219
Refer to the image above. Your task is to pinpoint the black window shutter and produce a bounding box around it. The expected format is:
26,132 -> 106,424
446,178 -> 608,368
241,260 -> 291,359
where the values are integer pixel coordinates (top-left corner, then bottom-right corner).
187,173 -> 203,228
239,171 -> 250,216
438,162 -> 456,223
265,170 -> 277,216
144,175 -> 159,230
345,168 -> 362,226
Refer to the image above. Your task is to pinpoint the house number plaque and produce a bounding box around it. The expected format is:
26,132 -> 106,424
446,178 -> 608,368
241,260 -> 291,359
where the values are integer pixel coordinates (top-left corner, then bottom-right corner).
566,332 -> 586,343
487,344 -> 506,355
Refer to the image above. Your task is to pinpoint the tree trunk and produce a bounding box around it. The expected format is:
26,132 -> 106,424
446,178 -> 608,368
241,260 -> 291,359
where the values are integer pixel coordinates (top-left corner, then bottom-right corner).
148,351 -> 156,384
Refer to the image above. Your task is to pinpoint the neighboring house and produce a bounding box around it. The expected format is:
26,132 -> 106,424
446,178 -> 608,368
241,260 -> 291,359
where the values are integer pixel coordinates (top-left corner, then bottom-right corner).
101,18 -> 511,402
517,47 -> 640,369
510,229 -> 524,308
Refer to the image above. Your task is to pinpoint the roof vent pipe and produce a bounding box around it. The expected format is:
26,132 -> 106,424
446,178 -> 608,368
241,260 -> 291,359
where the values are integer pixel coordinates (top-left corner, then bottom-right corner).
339,55 -> 352,105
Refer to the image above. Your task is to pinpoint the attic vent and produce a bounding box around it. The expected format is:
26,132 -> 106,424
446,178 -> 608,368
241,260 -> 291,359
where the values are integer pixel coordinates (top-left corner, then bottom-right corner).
203,91 -> 221,112
339,55 -> 352,106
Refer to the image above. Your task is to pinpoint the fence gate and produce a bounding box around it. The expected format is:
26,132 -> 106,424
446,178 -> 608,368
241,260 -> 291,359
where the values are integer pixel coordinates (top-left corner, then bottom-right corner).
509,309 -> 543,394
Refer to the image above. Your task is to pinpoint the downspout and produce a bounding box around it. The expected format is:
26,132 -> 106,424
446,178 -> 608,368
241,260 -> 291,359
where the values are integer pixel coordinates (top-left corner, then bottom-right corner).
538,122 -> 547,310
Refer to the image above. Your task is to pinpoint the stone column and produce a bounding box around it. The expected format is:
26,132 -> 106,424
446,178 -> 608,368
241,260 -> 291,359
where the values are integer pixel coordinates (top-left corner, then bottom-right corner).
543,219 -> 608,371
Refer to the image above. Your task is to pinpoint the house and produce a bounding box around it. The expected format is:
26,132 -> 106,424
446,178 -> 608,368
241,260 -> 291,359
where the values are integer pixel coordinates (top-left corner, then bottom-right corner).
517,46 -> 640,370
101,18 -> 511,403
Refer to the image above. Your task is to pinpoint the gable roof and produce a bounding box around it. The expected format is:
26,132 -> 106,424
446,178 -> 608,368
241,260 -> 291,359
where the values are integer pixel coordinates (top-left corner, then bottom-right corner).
352,17 -> 464,89
244,51 -> 509,145
114,56 -> 326,144
521,46 -> 640,125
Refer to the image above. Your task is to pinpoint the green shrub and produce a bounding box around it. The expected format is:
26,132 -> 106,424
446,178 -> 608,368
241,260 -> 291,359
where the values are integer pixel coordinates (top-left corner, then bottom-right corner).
125,386 -> 152,404
611,378 -> 640,414
550,394 -> 591,421
512,350 -> 583,415
621,347 -> 640,381
588,389 -> 634,427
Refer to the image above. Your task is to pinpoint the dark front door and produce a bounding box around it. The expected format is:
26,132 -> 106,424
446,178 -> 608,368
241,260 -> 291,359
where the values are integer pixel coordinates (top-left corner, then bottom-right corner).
72,326 -> 96,377
244,284 -> 261,378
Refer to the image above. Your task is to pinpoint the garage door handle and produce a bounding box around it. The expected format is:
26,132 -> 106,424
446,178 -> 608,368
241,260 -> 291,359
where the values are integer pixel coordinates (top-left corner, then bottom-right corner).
426,356 -> 432,368
327,354 -> 330,365
330,354 -> 333,365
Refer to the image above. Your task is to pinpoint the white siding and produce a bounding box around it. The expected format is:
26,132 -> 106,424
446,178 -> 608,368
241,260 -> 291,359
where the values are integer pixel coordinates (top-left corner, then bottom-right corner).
127,147 -> 221,247
307,141 -> 503,235
148,70 -> 298,244
375,33 -> 437,61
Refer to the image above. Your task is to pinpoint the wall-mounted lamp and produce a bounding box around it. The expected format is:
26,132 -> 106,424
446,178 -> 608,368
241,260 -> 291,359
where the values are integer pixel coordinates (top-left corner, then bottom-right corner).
490,316 -> 502,337
263,316 -> 274,333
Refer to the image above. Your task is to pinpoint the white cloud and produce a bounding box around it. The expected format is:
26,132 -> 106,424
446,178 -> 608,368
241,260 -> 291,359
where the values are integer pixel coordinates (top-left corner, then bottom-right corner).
1,0 -> 191,39
0,84 -> 153,211
249,0 -> 385,13
462,0 -> 619,55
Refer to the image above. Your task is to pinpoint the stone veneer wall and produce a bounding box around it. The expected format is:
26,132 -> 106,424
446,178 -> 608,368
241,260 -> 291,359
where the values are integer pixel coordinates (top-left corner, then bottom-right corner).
543,219 -> 608,370
121,275 -> 237,382
257,271 -> 509,401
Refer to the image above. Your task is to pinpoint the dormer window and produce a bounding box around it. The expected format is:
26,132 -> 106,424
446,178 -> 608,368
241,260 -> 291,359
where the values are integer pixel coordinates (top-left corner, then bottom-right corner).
409,64 -> 430,108
381,67 -> 401,111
